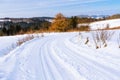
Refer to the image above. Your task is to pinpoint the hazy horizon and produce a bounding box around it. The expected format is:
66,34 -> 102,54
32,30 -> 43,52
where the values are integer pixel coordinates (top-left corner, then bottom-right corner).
0,0 -> 120,18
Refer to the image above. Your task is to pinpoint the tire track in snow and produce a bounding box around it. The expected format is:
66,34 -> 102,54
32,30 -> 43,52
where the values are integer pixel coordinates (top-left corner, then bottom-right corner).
5,35 -> 86,80
65,38 -> 120,77
39,36 -> 85,80
50,35 -> 120,80
3,33 -> 120,80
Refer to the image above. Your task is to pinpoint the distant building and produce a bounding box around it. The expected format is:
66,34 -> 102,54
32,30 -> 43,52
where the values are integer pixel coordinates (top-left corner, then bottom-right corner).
77,23 -> 89,28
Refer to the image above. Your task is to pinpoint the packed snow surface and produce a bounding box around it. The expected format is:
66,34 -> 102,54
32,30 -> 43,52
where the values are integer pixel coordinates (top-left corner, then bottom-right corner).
89,19 -> 120,30
0,31 -> 120,80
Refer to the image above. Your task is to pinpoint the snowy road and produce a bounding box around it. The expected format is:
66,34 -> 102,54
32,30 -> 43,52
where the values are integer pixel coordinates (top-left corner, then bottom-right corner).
0,33 -> 120,80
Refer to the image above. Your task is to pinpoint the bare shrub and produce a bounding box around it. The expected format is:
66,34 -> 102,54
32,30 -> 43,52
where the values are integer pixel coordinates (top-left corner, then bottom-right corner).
78,32 -> 83,39
92,32 -> 99,49
79,26 -> 90,31
78,32 -> 83,44
36,34 -> 40,38
92,30 -> 114,49
17,35 -> 35,46
85,37 -> 89,44
41,33 -> 44,37
78,32 -> 81,35
117,33 -> 120,48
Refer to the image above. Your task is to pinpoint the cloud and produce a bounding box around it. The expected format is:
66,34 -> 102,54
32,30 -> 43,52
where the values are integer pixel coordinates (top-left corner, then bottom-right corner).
0,0 -> 107,12
1,0 -> 119,17
38,0 -> 107,8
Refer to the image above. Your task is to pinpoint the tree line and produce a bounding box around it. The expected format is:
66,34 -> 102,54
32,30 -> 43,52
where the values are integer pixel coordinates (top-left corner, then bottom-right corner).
0,13 -> 105,36
0,21 -> 50,36
49,13 -> 100,32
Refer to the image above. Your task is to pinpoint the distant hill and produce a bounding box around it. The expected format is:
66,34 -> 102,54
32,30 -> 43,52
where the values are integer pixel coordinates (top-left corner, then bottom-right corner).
0,17 -> 54,23
77,15 -> 109,19
107,14 -> 120,19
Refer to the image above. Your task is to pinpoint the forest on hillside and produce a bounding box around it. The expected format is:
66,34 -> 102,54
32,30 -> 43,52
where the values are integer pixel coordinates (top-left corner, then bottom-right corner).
0,13 -> 119,36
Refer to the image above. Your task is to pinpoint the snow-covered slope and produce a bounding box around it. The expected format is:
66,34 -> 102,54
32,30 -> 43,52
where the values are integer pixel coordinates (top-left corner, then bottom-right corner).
0,34 -> 35,56
89,19 -> 120,30
0,35 -> 22,56
0,31 -> 120,80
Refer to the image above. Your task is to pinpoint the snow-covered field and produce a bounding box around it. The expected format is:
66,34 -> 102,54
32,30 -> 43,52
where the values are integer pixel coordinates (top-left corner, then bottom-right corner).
89,19 -> 120,30
0,29 -> 120,80
0,19 -> 120,80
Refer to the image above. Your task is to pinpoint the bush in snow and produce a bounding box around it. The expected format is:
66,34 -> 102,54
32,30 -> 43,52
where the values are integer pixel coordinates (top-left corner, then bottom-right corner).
117,33 -> 120,48
92,30 -> 114,49
77,32 -> 83,44
41,32 -> 44,37
85,37 -> 89,44
17,35 -> 35,46
78,25 -> 90,31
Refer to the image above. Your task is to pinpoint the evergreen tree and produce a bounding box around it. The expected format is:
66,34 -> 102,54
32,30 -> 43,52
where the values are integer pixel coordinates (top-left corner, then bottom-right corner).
2,27 -> 7,34
16,24 -> 22,33
70,16 -> 78,29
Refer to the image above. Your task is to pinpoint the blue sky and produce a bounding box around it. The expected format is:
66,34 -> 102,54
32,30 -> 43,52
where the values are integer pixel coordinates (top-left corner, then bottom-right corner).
0,0 -> 120,17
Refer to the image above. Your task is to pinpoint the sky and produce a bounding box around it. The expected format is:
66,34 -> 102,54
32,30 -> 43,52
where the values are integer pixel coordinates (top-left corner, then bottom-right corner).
0,0 -> 120,18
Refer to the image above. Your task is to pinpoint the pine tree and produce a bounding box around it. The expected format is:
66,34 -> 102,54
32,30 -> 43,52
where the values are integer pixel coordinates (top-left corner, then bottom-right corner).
70,16 -> 78,29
